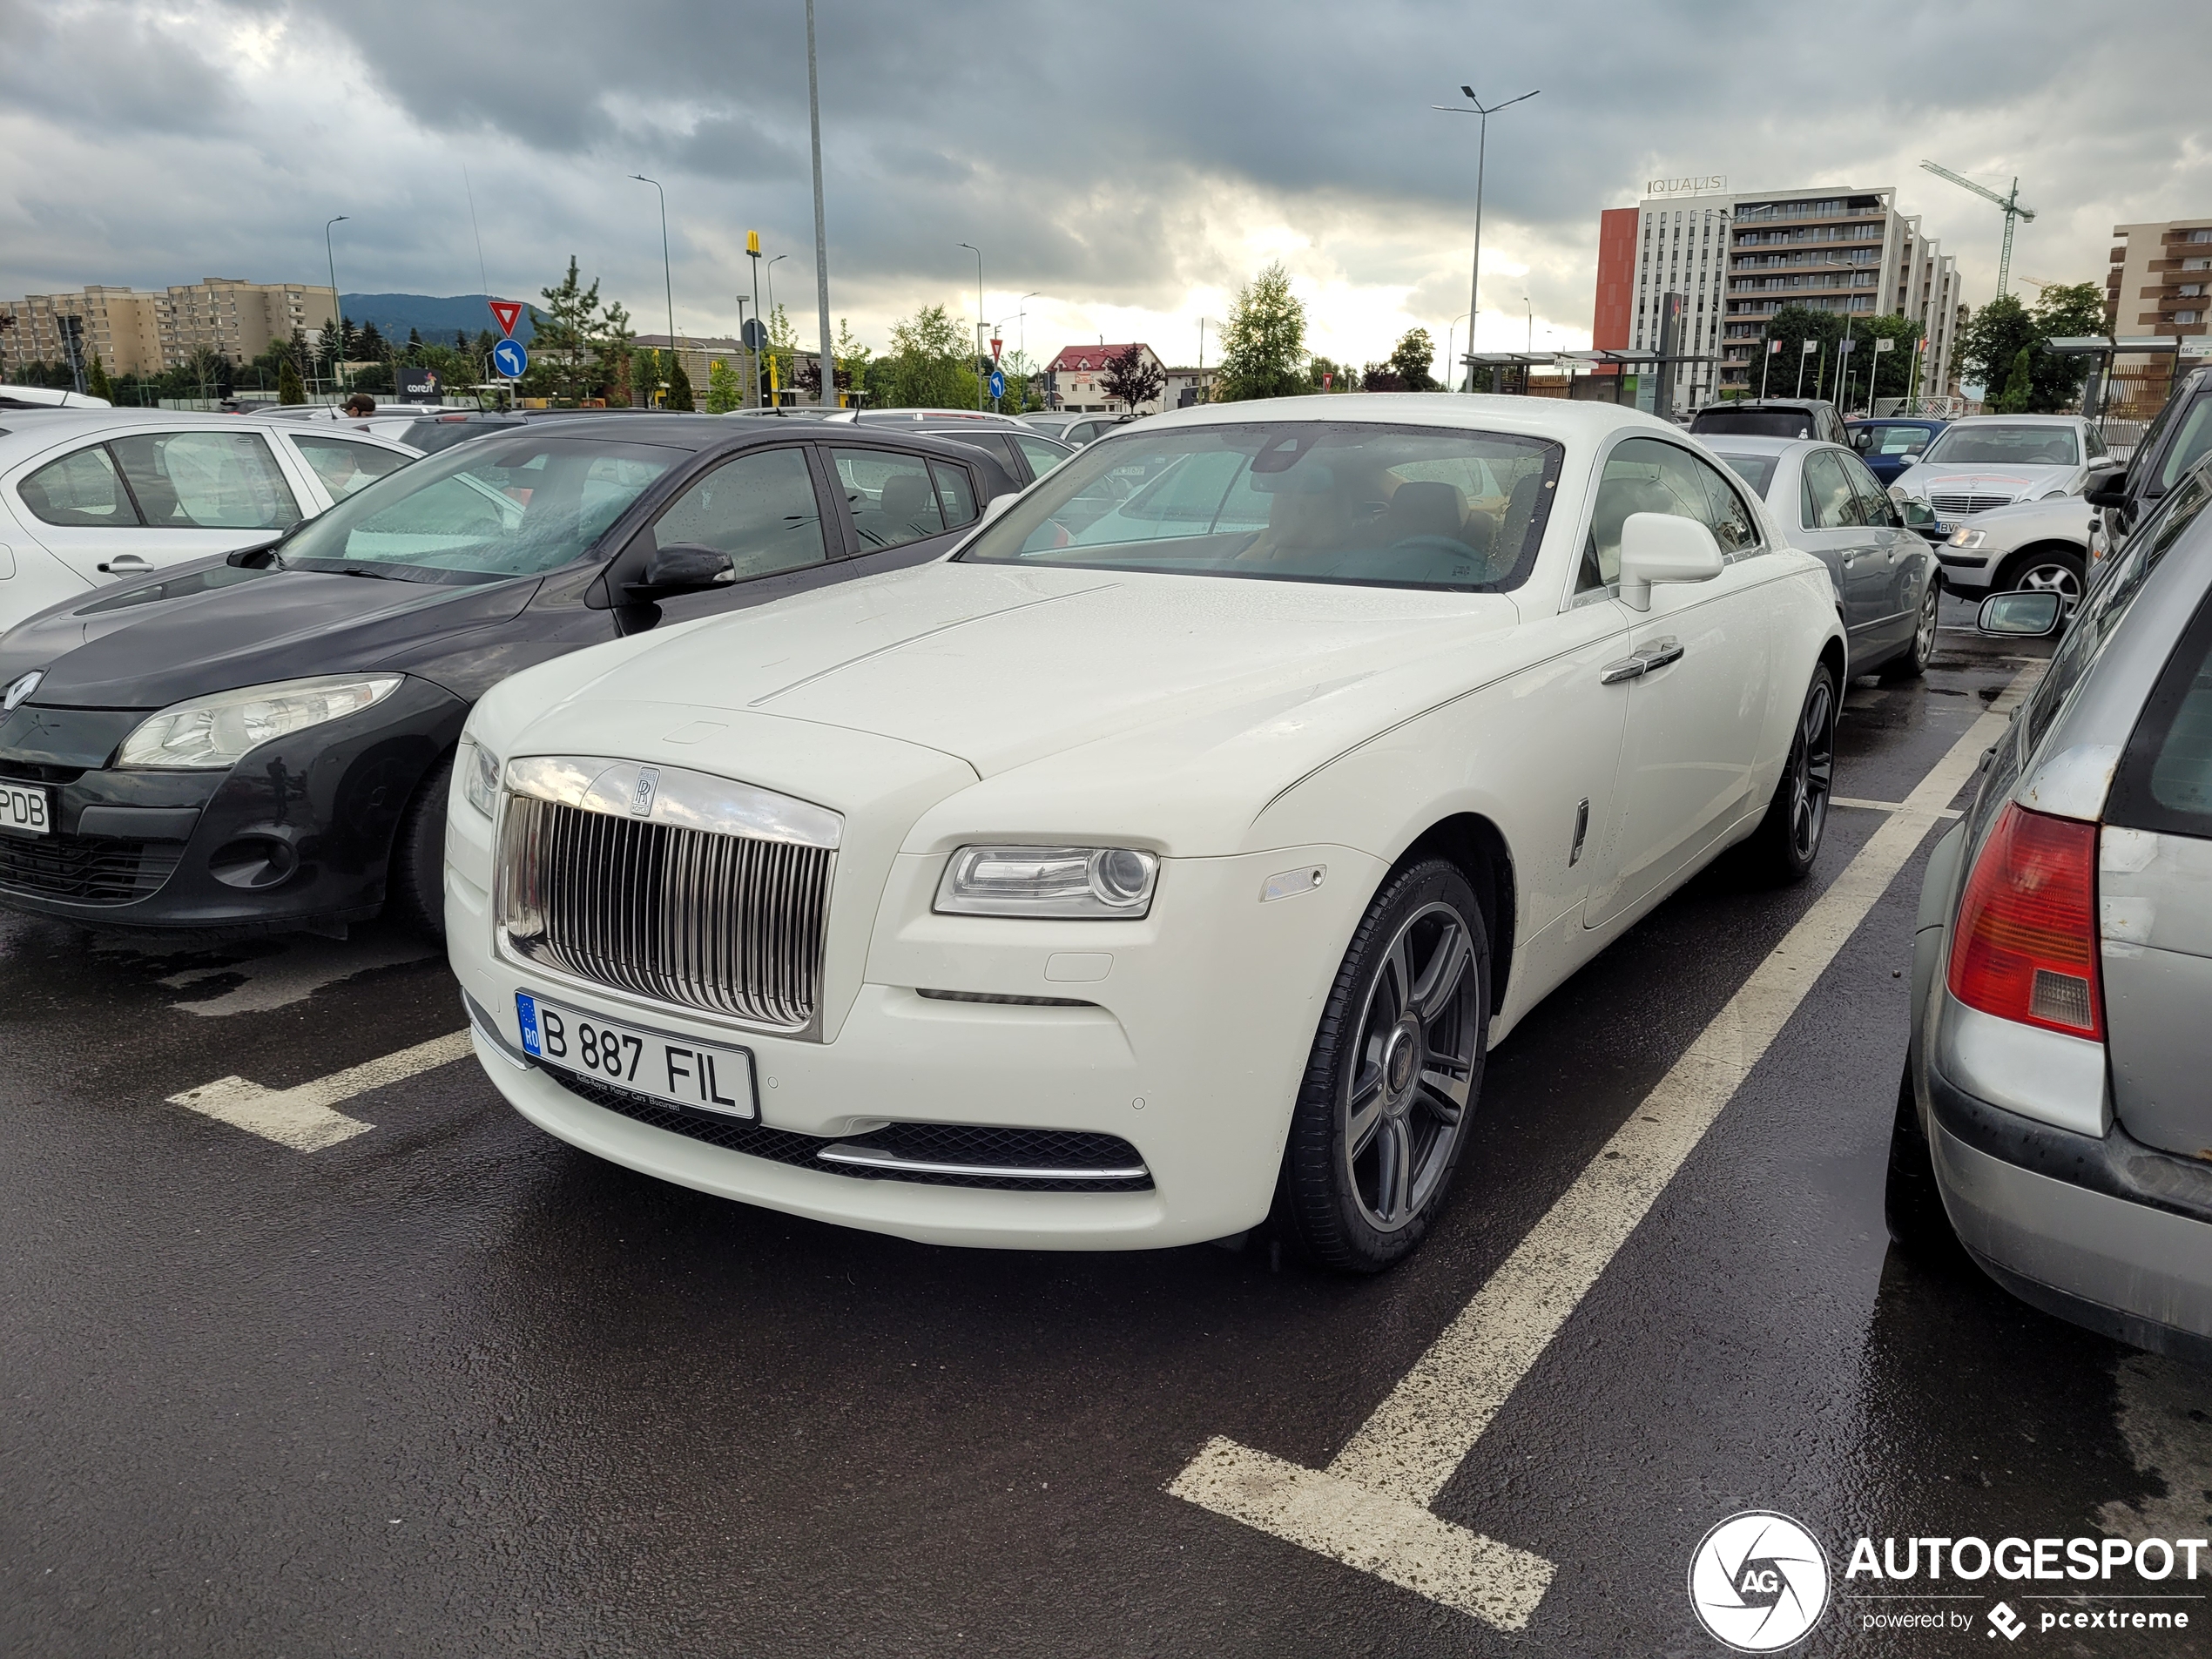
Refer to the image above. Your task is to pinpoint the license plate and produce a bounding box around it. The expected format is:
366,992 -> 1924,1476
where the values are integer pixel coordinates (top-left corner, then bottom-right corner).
515,991 -> 758,1119
0,780 -> 51,838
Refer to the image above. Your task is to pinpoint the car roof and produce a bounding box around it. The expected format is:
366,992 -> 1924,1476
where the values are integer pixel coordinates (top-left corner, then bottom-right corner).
1708,398 -> 1830,411
0,408 -> 402,440
1132,390 -> 1685,444
1694,435 -> 1824,456
1849,415 -> 1945,426
1939,413 -> 2084,426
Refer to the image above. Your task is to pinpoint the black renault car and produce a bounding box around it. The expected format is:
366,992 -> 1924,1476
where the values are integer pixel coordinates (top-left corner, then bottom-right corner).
0,415 -> 1018,938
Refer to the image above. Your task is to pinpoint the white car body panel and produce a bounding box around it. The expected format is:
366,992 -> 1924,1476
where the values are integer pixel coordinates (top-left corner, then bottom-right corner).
1934,494 -> 2094,595
0,412 -> 418,632
446,395 -> 1844,1248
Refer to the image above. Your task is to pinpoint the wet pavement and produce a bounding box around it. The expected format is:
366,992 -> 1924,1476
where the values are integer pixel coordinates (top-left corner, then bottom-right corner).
3,597 -> 2207,1656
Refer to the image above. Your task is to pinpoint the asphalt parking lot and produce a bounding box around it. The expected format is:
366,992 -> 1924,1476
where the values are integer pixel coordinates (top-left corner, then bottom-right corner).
3,594 -> 2204,1657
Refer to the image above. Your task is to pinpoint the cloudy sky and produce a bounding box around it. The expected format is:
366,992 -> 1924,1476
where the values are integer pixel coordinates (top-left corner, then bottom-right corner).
4,0 -> 2209,374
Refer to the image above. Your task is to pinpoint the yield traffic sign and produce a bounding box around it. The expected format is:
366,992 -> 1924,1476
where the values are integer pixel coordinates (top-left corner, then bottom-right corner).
489,300 -> 523,337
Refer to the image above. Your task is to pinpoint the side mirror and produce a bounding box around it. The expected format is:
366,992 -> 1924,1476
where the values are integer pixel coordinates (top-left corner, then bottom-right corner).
1977,590 -> 2064,637
1617,512 -> 1725,611
978,491 -> 1020,526
1899,498 -> 1939,531
628,541 -> 735,595
2085,472 -> 2129,509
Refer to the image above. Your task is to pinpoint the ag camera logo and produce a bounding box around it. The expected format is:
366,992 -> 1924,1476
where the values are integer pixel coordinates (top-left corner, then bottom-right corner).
1689,1511 -> 1831,1651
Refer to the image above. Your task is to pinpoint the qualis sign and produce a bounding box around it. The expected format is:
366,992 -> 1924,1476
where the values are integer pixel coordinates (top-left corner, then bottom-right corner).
1646,174 -> 1728,197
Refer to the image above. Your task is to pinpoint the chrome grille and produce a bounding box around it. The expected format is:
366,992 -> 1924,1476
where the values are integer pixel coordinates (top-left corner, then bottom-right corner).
496,757 -> 838,1034
1931,491 -> 2017,517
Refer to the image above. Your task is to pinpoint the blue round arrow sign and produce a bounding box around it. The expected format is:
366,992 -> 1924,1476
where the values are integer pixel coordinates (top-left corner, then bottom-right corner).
988,368 -> 1005,400
492,338 -> 529,379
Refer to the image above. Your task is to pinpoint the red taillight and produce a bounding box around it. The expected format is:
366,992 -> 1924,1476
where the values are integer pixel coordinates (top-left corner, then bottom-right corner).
1946,804 -> 2103,1039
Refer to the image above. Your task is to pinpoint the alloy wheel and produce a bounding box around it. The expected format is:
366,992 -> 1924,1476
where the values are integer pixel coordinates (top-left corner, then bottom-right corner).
1913,584 -> 1939,667
1341,900 -> 1480,1232
2016,559 -> 2083,617
1786,677 -> 1836,865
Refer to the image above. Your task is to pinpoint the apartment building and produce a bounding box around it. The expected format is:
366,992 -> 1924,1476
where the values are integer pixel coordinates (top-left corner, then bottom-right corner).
1594,185 -> 1960,411
2107,218 -> 2212,338
0,278 -> 337,379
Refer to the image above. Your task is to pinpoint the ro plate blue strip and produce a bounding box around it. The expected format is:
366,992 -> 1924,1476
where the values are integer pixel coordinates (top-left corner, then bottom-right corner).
515,991 -> 542,1058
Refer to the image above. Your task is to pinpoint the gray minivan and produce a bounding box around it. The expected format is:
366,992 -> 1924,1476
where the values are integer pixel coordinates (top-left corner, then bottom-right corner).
1888,454 -> 2212,1360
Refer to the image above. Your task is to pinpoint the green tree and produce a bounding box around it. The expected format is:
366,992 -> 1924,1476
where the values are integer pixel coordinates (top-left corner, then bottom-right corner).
1959,293 -> 2035,404
1307,355 -> 1355,393
1101,344 -> 1163,411
85,353 -> 114,402
631,347 -> 665,408
1387,327 -> 1439,392
705,356 -> 742,413
1957,284 -> 2100,413
880,303 -> 974,408
277,354 -> 306,404
1213,261 -> 1307,402
664,353 -> 696,412
1993,345 -> 2035,414
1750,303 -> 1843,399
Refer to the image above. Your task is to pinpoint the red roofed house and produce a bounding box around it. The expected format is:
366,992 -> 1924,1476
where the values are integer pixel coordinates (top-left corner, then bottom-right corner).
1044,342 -> 1164,413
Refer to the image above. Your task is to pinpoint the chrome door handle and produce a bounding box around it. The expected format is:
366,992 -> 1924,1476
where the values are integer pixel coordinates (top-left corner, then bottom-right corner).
1636,636 -> 1684,671
1601,637 -> 1684,684
98,555 -> 152,574
1600,656 -> 1647,685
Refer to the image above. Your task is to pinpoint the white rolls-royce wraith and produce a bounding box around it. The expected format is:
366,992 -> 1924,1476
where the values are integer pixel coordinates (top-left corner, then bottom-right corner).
446,395 -> 1844,1270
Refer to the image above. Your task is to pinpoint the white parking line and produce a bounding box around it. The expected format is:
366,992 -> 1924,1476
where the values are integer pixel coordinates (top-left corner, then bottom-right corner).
167,1029 -> 471,1151
1169,663 -> 2045,1630
1833,795 -> 1962,819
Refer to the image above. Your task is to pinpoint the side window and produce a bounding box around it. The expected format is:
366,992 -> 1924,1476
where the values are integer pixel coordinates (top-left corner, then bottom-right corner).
2021,467 -> 2212,752
2107,590 -> 2212,839
1692,454 -> 1761,556
1839,450 -> 1898,528
1802,449 -> 1863,529
1013,435 -> 1067,478
931,459 -> 979,528
293,435 -> 409,502
651,446 -> 827,579
1579,436 -> 1710,592
108,430 -> 301,530
2086,426 -> 2108,460
833,448 -> 947,550
2155,395 -> 2212,494
18,444 -> 141,527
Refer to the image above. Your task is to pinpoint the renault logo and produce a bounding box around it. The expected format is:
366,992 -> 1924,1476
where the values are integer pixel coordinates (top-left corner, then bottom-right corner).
2,670 -> 43,712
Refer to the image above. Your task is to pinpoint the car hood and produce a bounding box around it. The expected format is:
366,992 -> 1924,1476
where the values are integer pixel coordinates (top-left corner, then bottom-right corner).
1958,495 -> 2092,530
1892,461 -> 2079,500
0,557 -> 538,711
500,558 -> 1527,786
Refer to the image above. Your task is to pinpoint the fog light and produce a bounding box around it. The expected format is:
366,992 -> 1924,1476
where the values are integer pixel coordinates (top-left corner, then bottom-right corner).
207,836 -> 299,890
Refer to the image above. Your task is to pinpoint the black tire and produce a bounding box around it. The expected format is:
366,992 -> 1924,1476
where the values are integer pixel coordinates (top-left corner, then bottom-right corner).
1278,858 -> 1488,1273
1884,1062 -> 1961,1258
1880,575 -> 1939,682
387,752 -> 452,942
1743,662 -> 1838,885
2003,545 -> 2086,618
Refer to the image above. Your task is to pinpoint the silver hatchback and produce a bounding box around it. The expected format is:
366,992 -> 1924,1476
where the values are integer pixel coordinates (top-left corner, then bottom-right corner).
1890,455 -> 2212,1360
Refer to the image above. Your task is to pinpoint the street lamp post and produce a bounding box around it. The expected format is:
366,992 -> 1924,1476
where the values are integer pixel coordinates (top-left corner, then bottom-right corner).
630,173 -> 676,357
805,0 -> 835,406
958,242 -> 985,410
325,215 -> 349,396
1433,84 -> 1540,393
746,233 -> 764,407
735,295 -> 752,409
1444,313 -> 1469,391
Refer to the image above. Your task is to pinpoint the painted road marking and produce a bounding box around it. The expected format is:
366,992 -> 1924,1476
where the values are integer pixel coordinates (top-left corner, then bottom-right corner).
1170,664 -> 2044,1630
168,1030 -> 470,1152
1833,795 -> 1961,819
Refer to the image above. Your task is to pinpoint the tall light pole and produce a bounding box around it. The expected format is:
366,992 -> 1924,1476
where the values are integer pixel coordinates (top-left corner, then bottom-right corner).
805,0 -> 835,405
958,241 -> 985,410
745,233 -> 765,407
1433,84 -> 1540,392
325,215 -> 349,395
736,294 -> 754,409
630,174 -> 675,354
1444,312 -> 1469,391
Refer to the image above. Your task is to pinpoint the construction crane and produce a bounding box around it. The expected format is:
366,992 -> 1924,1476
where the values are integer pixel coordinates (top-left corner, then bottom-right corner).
1919,161 -> 2036,299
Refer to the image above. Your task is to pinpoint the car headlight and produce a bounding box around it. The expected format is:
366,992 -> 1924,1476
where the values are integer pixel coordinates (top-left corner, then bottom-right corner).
462,738 -> 502,817
1888,484 -> 1915,502
934,844 -> 1158,919
1947,529 -> 1987,550
117,673 -> 403,770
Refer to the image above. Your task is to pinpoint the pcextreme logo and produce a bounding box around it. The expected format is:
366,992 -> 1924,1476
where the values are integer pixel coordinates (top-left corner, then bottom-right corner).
1689,1511 -> 1831,1651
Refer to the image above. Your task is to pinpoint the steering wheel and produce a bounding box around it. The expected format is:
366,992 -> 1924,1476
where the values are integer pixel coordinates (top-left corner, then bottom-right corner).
1340,535 -> 1485,584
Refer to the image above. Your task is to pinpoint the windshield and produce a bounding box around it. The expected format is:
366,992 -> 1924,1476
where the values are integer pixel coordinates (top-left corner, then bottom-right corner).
275,434 -> 681,583
1693,409 -> 1816,439
958,421 -> 1563,591
1714,452 -> 1780,495
1923,423 -> 2080,467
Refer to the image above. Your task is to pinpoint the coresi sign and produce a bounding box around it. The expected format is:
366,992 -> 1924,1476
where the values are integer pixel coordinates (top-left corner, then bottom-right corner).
1646,175 -> 1728,197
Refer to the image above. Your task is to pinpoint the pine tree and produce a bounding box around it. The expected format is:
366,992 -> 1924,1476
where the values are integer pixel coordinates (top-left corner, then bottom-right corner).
665,354 -> 696,411
278,354 -> 306,404
85,353 -> 114,402
1994,345 -> 2034,414
705,357 -> 741,413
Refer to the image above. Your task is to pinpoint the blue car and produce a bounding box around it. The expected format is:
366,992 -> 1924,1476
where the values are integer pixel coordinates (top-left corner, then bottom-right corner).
1849,417 -> 1948,486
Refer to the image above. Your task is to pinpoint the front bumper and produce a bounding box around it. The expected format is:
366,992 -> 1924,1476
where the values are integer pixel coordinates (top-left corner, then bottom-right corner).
0,677 -> 467,929
1924,1051 -> 2212,1363
446,794 -> 1385,1250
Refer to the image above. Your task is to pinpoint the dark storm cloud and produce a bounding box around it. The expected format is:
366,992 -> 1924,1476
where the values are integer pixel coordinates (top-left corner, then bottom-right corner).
3,0 -> 2209,345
